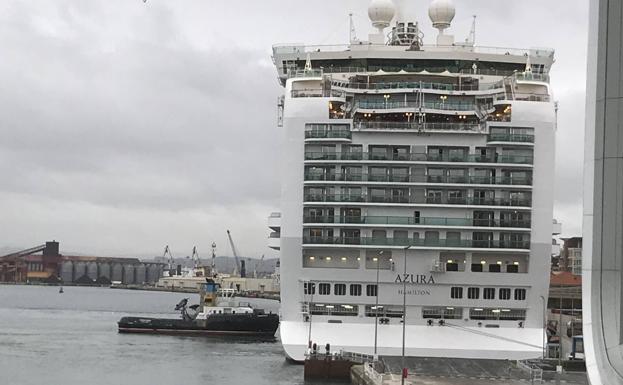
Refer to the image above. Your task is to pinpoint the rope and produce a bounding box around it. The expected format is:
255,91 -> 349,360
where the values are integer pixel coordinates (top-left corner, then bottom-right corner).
443,322 -> 543,350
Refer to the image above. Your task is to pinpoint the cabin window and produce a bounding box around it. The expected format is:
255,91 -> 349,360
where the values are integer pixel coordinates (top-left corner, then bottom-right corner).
446,262 -> 459,271
483,288 -> 496,300
334,284 -> 346,296
471,263 -> 483,272
467,287 -> 480,299
318,283 -> 331,295
350,284 -> 362,296
366,284 -> 377,297
514,289 -> 526,301
450,287 -> 463,299
499,288 -> 511,300
489,264 -> 501,273
304,282 -> 316,295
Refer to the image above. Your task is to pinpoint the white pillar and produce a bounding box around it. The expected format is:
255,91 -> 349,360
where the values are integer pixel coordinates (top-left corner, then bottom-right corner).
583,0 -> 623,383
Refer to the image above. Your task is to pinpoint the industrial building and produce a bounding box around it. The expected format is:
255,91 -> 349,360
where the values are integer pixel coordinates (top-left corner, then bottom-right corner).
0,241 -> 165,285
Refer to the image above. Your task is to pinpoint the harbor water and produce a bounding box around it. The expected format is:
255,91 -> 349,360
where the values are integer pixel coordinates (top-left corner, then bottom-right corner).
0,285 -> 334,385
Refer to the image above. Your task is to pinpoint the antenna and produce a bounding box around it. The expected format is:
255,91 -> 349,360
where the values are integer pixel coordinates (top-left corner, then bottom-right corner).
466,15 -> 477,45
349,13 -> 358,43
525,55 -> 533,73
211,242 -> 217,274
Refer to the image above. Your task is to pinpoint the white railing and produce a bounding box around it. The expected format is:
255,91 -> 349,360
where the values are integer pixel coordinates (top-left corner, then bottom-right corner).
273,43 -> 554,58
517,360 -> 544,384
354,121 -> 484,132
340,350 -> 375,363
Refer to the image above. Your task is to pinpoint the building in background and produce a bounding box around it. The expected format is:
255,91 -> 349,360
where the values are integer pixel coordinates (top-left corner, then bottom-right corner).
560,237 -> 582,276
0,241 -> 164,285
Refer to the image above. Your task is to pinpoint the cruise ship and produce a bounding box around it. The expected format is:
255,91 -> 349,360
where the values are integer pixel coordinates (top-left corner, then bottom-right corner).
269,0 -> 556,362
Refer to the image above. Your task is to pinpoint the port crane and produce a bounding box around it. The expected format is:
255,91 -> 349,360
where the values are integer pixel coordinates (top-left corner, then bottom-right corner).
191,246 -> 201,269
226,230 -> 245,277
253,254 -> 265,278
163,245 -> 175,275
211,242 -> 217,274
1,244 -> 47,259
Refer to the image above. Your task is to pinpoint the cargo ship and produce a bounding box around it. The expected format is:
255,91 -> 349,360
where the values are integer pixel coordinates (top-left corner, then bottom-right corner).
118,280 -> 279,337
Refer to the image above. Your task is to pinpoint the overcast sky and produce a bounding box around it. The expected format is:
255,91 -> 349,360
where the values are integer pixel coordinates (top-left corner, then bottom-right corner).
0,0 -> 588,258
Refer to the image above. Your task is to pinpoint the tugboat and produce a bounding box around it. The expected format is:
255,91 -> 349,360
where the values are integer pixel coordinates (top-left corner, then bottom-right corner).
117,279 -> 279,337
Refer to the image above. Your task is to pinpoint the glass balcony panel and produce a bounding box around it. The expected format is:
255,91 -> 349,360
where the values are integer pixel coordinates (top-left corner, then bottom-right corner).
487,133 -> 535,143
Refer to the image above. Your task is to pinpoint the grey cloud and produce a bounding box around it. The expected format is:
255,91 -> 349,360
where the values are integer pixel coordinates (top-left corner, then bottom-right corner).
0,0 -> 588,255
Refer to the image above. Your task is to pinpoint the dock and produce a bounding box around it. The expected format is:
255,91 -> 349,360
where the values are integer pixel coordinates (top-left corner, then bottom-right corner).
350,357 -> 589,385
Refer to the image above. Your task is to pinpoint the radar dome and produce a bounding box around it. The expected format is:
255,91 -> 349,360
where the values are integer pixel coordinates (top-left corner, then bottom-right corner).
368,0 -> 395,30
428,0 -> 455,31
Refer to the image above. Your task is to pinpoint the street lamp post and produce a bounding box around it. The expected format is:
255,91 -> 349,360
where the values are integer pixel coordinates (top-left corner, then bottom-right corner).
539,295 -> 547,359
374,251 -> 383,358
383,94 -> 390,108
401,246 -> 411,385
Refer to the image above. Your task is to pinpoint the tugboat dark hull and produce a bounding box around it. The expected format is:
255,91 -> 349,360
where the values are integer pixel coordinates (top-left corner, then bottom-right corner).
118,313 -> 279,337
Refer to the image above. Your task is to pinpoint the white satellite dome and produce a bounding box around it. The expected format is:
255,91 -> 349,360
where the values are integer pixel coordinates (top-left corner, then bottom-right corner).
368,0 -> 396,30
428,0 -> 455,30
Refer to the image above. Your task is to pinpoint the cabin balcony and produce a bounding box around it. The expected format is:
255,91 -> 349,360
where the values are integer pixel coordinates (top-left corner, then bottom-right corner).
302,215 -> 531,230
302,236 -> 530,251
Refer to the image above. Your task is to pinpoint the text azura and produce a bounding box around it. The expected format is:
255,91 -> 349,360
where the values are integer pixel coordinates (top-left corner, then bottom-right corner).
394,274 -> 436,284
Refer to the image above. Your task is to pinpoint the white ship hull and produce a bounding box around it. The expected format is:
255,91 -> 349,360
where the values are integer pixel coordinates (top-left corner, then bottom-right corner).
280,321 -> 544,362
